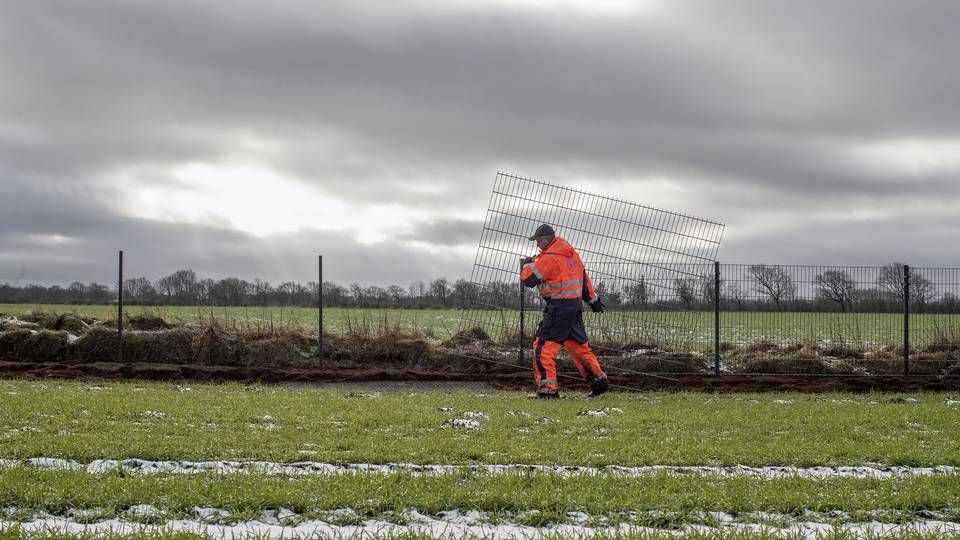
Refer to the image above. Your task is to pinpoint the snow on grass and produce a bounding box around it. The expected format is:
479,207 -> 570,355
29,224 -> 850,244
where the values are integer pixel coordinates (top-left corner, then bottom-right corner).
2,457 -> 959,479
4,508 -> 960,539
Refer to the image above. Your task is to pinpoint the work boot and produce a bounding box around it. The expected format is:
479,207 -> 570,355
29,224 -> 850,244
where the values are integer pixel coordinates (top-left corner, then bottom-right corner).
588,376 -> 609,397
536,391 -> 560,399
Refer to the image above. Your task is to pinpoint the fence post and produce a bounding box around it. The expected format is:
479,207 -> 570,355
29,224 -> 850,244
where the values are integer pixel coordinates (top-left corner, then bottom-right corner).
904,264 -> 910,375
519,257 -> 525,366
318,254 -> 323,363
117,250 -> 124,363
714,261 -> 721,375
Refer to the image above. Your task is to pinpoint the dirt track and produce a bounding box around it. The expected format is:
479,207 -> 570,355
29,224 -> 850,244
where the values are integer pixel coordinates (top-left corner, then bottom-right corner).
2,360 -> 960,392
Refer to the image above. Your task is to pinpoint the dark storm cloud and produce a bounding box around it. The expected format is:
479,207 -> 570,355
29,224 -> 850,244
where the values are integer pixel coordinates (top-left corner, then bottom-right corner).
2,0 -> 960,285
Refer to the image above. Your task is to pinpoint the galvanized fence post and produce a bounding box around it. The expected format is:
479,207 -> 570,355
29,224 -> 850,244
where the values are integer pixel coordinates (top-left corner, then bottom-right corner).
519,257 -> 525,366
714,260 -> 721,375
904,264 -> 910,375
117,250 -> 124,363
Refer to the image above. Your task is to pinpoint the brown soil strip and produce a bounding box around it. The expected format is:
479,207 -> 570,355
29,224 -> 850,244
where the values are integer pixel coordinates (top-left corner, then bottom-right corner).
1,360 -> 959,392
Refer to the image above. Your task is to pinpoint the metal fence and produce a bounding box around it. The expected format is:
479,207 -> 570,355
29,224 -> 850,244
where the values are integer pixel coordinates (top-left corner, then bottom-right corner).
461,172 -> 725,363
504,262 -> 960,375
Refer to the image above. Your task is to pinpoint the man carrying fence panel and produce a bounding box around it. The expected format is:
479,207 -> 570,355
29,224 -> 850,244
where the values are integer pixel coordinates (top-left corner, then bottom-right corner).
520,224 -> 609,398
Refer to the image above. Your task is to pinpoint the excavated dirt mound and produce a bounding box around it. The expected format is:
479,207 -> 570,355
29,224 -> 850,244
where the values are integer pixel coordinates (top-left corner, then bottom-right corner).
1,359 -> 959,392
2,312 -> 959,387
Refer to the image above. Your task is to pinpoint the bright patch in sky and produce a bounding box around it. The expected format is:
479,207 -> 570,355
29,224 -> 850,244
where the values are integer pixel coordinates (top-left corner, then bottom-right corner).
496,0 -> 653,14
849,138 -> 960,176
120,163 -> 423,241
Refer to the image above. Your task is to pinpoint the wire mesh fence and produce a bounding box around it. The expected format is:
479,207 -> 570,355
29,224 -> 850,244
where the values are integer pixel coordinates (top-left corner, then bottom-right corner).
719,264 -> 903,349
461,172 -> 725,361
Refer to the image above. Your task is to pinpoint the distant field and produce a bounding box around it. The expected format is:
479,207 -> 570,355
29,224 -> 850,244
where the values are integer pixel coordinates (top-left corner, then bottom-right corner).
2,303 -> 960,349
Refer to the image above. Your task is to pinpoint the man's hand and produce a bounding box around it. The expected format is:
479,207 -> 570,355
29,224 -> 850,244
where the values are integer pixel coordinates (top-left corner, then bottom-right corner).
521,256 -> 534,266
589,298 -> 606,313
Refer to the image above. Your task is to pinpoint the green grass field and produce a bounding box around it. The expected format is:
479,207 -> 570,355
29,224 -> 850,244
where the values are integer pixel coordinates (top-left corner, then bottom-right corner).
2,380 -> 960,538
2,380 -> 959,466
3,303 -> 960,349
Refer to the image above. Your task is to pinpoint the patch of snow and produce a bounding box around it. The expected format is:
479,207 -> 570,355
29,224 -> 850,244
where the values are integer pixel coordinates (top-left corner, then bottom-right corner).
26,458 -> 81,470
345,392 -> 381,399
438,407 -> 455,413
442,419 -> 481,430
8,457 -> 960,480
566,511 -> 590,524
64,333 -> 79,344
945,397 -> 960,405
125,504 -> 160,517
771,399 -> 793,404
66,508 -> 107,521
141,411 -> 166,418
463,411 -> 489,420
578,407 -> 622,418
4,512 -> 960,539
193,507 -> 229,522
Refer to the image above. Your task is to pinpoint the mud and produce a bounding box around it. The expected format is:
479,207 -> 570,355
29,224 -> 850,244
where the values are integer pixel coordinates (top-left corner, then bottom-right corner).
1,359 -> 959,392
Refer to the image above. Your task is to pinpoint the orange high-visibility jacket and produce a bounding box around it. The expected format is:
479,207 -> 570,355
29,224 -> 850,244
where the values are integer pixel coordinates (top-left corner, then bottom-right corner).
520,236 -> 598,304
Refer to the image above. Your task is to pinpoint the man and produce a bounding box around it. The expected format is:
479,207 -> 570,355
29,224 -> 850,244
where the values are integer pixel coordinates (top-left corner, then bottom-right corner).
520,224 -> 609,398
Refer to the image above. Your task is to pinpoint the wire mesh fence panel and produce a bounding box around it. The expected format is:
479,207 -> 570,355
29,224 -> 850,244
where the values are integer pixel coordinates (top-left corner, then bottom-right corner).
909,267 -> 960,374
719,264 -> 903,348
461,172 -> 725,365
583,261 -> 716,351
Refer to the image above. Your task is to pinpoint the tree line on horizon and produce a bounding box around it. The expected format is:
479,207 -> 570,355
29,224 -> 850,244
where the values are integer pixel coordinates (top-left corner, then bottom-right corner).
0,263 -> 957,313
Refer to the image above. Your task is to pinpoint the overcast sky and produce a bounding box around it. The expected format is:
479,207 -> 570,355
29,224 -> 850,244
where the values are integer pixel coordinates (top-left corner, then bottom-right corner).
2,0 -> 959,287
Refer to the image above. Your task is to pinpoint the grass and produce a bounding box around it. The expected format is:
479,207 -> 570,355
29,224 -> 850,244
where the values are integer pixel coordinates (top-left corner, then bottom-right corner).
2,380 -> 960,467
2,468 -> 960,525
3,380 -> 960,538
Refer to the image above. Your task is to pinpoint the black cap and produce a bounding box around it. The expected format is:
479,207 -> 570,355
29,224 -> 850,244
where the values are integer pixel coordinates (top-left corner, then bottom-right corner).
528,224 -> 556,240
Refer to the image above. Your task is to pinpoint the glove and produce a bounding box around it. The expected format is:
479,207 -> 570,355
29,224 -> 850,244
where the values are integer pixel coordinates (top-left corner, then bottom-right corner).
521,256 -> 534,266
589,298 -> 606,313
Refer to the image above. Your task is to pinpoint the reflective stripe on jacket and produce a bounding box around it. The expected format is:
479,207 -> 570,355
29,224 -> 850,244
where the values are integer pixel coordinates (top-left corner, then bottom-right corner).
520,237 -> 598,303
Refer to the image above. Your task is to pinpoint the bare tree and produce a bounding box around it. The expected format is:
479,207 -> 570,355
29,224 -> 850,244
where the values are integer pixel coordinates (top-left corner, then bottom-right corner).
350,282 -> 364,306
386,285 -> 406,306
365,286 -> 388,306
251,279 -> 273,306
673,277 -> 696,309
749,264 -> 795,311
430,278 -> 450,306
877,262 -> 934,307
124,277 -> 156,304
912,272 -> 934,308
624,276 -> 650,308
86,282 -> 111,304
452,279 -> 478,309
815,270 -> 857,312
154,275 -> 175,301
322,282 -> 347,306
699,272 -> 717,307
408,280 -> 426,300
725,282 -> 745,310
877,263 -> 908,300
277,281 -> 300,305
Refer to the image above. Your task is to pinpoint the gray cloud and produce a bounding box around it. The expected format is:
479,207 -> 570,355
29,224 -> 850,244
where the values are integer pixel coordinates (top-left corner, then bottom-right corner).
2,0 -> 959,286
